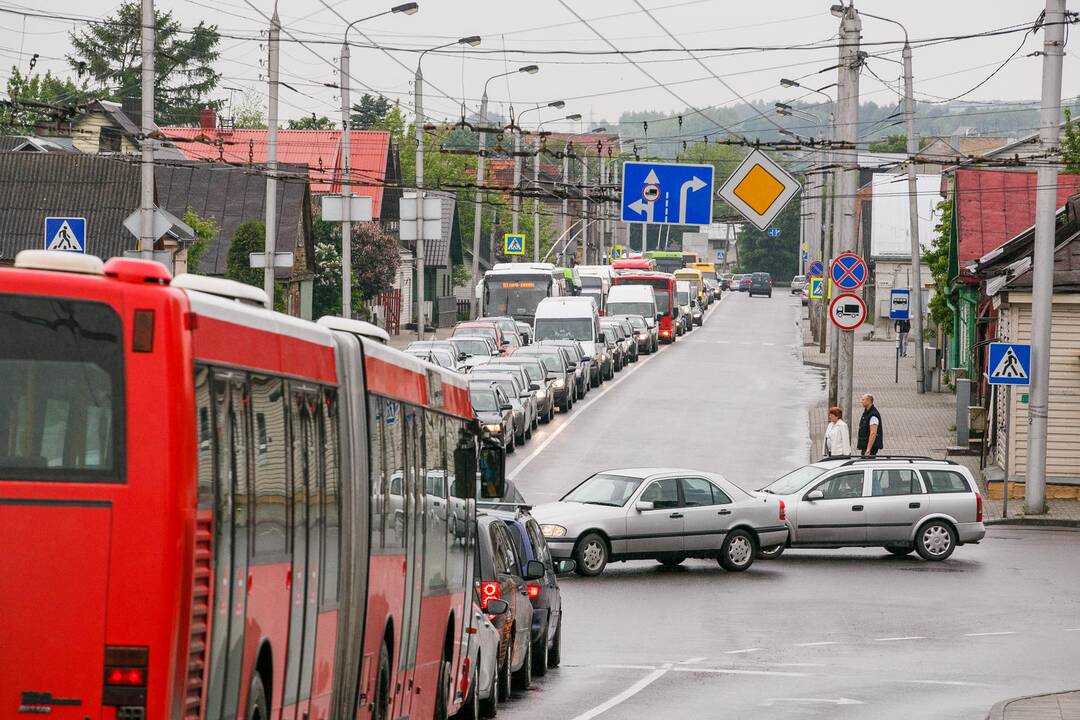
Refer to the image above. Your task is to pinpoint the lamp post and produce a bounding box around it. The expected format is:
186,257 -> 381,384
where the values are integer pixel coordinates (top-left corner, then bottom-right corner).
859,10 -> 926,394
339,2 -> 418,318
513,101 -> 564,260
471,65 -> 539,315
416,34 -> 481,338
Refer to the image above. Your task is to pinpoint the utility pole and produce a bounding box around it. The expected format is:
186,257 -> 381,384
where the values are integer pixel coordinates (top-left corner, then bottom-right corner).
533,135 -> 541,262
264,8 -> 280,302
512,116 -> 522,243
1027,0 -> 1066,514
414,66 -> 426,338
471,91 -> 490,317
834,4 -> 861,424
580,154 -> 589,264
561,145 -> 570,265
138,0 -> 155,261
339,38 -> 352,317
902,37 -> 926,394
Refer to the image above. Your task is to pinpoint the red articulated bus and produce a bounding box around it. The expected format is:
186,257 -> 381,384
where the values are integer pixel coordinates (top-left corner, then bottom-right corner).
610,257 -> 656,273
0,251 -> 501,720
611,272 -> 679,343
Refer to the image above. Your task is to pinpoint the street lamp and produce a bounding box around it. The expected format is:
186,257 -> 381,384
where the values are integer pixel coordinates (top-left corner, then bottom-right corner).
339,2 -> 418,318
415,34 -> 481,338
470,64 -> 540,315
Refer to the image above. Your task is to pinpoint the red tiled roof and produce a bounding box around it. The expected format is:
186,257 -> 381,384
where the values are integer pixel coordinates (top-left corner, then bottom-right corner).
161,128 -> 391,217
955,168 -> 1080,279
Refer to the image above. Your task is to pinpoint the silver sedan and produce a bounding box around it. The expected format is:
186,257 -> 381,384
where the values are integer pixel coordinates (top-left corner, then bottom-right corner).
532,468 -> 789,576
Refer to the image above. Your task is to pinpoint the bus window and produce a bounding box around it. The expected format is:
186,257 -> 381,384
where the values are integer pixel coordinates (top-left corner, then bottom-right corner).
424,411 -> 448,592
195,366 -> 213,506
251,375 -> 287,558
368,396 -> 385,550
384,399 -> 405,552
321,389 -> 340,606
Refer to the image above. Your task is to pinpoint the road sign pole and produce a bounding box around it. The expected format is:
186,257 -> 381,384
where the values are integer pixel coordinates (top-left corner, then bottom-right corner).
264,9 -> 280,303
1003,385 -> 1011,519
902,40 -> 926,395
1028,0 -> 1066,515
138,0 -> 155,261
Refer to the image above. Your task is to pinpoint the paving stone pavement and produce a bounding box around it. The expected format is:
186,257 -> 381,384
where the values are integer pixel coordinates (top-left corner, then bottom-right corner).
799,310 -> 1080,525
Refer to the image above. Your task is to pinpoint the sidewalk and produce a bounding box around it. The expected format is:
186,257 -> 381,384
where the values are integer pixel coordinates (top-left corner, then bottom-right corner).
386,326 -> 453,351
988,690 -> 1080,720
800,310 -> 1080,525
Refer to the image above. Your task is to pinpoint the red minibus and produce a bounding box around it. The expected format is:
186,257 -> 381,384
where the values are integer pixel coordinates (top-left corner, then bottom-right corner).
611,271 -> 679,343
610,257 -> 655,272
0,251 -> 503,720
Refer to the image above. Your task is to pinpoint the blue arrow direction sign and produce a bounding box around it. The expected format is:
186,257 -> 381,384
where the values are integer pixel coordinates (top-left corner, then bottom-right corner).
44,216 -> 86,253
621,161 -> 714,225
830,252 -> 867,291
768,227 -> 782,238
987,342 -> 1031,386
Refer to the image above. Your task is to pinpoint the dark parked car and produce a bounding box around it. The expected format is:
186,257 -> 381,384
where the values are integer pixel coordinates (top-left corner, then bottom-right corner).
540,340 -> 591,399
749,272 -> 773,298
486,357 -> 556,423
470,381 -> 515,451
521,344 -> 578,411
487,506 -> 576,678
476,513 -> 546,697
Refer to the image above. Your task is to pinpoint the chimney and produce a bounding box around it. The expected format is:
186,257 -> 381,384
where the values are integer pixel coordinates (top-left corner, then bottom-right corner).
121,96 -> 140,125
199,107 -> 217,131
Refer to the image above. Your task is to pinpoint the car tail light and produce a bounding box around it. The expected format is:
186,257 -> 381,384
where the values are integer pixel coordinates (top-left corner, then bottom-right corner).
778,499 -> 786,521
480,581 -> 501,610
527,584 -> 540,599
976,493 -> 983,523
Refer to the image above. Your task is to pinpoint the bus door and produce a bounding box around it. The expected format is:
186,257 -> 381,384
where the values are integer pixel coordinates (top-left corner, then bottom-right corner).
282,385 -> 322,719
393,407 -> 427,718
203,369 -> 251,720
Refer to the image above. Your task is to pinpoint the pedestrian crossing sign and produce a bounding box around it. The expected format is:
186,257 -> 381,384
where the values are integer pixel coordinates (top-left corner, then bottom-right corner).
809,277 -> 824,300
987,342 -> 1031,386
503,233 -> 525,256
44,217 -> 86,253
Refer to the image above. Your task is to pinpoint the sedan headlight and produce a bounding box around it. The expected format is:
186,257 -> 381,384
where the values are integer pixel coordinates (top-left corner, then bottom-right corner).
534,388 -> 547,399
540,524 -> 567,538
553,378 -> 566,389
483,423 -> 502,433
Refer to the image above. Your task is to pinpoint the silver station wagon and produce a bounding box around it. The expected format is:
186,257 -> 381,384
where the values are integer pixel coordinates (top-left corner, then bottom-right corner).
532,468 -> 789,576
759,456 -> 986,561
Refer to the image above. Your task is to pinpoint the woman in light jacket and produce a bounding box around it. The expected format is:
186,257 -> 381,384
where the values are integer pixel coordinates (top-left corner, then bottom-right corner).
822,406 -> 851,457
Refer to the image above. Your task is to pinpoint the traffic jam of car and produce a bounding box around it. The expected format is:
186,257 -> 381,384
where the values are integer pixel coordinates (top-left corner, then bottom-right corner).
412,256 -> 985,718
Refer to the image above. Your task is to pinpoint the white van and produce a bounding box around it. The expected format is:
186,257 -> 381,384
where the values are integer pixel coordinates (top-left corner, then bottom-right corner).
605,284 -> 659,350
534,296 -> 603,387
576,265 -> 614,313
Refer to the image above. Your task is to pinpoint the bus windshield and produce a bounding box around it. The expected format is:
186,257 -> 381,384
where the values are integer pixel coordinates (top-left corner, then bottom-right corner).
653,257 -> 683,274
579,276 -> 603,288
484,276 -> 553,318
534,318 -> 594,342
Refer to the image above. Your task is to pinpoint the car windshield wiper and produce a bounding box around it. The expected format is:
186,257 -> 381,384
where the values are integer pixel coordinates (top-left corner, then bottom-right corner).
578,500 -> 619,507
760,488 -> 774,494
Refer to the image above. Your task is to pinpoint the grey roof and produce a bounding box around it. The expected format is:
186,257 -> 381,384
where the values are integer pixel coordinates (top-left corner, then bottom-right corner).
0,152 -> 139,262
155,161 -> 313,276
0,135 -> 78,153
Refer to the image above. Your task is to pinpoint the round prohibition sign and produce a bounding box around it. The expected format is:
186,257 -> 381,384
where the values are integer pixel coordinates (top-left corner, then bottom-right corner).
642,183 -> 660,202
829,292 -> 867,331
830,252 -> 867,290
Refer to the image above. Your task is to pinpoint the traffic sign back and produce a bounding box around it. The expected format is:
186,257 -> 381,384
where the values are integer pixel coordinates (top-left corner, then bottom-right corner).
831,252 -> 867,291
621,161 -> 714,225
829,292 -> 867,331
987,343 -> 1031,386
45,217 -> 86,253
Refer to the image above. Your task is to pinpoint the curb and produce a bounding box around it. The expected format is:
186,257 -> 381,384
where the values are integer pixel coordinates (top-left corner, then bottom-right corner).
987,689 -> 1080,720
986,517 -> 1080,529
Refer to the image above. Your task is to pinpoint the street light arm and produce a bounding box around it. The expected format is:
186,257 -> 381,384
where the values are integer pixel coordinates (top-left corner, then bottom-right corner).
858,11 -> 908,44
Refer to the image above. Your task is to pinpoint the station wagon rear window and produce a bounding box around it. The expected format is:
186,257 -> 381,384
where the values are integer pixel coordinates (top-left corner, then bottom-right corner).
0,295 -> 125,482
922,470 -> 970,493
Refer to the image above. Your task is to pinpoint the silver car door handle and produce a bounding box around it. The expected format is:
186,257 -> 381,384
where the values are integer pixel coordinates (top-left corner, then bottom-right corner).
717,509 -> 732,515
909,502 -> 921,509
669,512 -> 684,519
851,505 -> 864,511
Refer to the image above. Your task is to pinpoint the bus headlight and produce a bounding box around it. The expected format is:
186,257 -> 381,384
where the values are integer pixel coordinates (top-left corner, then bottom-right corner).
540,524 -> 567,538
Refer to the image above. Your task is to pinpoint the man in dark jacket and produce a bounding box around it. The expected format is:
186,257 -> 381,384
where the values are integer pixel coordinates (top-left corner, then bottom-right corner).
857,393 -> 884,456
895,317 -> 911,356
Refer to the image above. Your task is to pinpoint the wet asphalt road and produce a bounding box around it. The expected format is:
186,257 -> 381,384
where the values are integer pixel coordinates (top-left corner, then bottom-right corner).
496,291 -> 1080,720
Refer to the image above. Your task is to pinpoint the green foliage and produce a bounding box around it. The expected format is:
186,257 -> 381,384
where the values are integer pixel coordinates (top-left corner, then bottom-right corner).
225,220 -> 265,287
452,264 -> 470,287
0,67 -> 89,133
925,196 -> 955,329
735,190 -> 801,279
1061,108 -> 1080,174
232,93 -> 267,129
288,114 -> 336,130
310,218 -> 398,319
352,222 -> 399,299
182,209 -> 219,274
352,94 -> 392,130
868,134 -> 907,153
67,1 -> 221,125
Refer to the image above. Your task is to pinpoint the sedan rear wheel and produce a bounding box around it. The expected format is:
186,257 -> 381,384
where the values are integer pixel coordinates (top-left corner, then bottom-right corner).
719,529 -> 755,572
756,544 -> 785,560
915,521 -> 956,561
574,532 -> 608,576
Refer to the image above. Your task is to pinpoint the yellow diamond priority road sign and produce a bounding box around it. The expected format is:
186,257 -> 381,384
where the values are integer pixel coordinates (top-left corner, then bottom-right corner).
718,149 -> 801,231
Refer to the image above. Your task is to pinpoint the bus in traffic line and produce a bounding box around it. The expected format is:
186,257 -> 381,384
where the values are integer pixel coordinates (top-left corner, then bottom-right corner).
481,263 -> 569,324
611,271 -> 679,343
642,250 -> 685,275
0,250 -> 506,720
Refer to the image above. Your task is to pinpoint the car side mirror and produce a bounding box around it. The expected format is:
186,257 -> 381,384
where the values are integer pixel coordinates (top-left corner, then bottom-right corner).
806,489 -> 824,501
635,500 -> 655,512
524,559 -> 545,580
556,559 -> 576,575
567,362 -> 577,370
529,383 -> 540,391
459,352 -> 468,361
672,307 -> 679,318
484,598 -> 509,615
501,339 -> 510,346
478,444 -> 506,500
500,403 -> 513,411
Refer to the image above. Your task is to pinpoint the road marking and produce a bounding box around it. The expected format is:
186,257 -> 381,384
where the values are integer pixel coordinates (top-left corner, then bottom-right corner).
723,648 -> 760,654
964,631 -> 1017,637
901,679 -> 991,687
569,663 -> 672,720
761,697 -> 863,706
507,347 -> 660,480
590,663 -> 660,671
673,667 -> 809,678
874,636 -> 926,642
793,641 -> 839,647
679,657 -> 707,664
762,342 -> 775,346
1064,628 -> 1080,632
775,663 -> 826,667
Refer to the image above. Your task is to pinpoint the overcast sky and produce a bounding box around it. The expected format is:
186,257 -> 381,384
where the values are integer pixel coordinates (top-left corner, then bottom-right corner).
0,1 -> 1072,132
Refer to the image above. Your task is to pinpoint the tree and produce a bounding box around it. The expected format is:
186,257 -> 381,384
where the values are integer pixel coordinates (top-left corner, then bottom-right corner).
734,191 -> 801,279
1061,108 -> 1080,174
225,220 -> 265,287
868,134 -> 907,153
288,114 -> 336,130
182,209 -> 219,274
310,218 -> 397,319
67,1 -> 221,125
0,67 -> 89,134
924,196 -> 955,329
351,222 -> 399,299
351,93 -> 392,130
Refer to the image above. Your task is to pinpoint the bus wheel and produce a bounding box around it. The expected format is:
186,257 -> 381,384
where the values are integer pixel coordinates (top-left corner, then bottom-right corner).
246,672 -> 269,720
373,642 -> 391,720
434,655 -> 451,720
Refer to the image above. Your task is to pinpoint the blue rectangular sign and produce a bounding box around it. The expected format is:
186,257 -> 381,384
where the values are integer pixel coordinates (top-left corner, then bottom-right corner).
889,289 -> 911,320
621,161 -> 714,226
987,342 -> 1031,386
